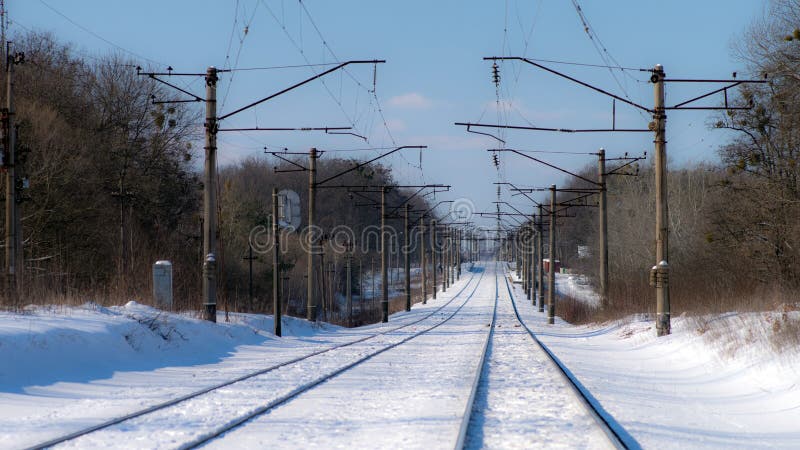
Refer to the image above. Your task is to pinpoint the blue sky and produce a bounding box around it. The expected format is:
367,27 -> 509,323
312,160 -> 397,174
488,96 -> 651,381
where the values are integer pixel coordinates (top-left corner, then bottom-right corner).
10,0 -> 767,226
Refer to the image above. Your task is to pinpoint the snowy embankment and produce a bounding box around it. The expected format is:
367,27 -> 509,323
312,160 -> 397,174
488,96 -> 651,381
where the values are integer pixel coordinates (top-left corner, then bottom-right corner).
0,302 -> 346,448
509,279 -> 800,449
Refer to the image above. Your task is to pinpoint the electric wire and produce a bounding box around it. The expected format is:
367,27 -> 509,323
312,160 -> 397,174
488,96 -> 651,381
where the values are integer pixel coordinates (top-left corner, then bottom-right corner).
509,149 -> 599,155
226,62 -> 343,72
298,1 -> 424,184
220,1 -> 261,111
569,0 -> 648,120
259,0 -> 360,135
295,0 -> 424,180
36,0 -> 166,67
222,0 -> 240,76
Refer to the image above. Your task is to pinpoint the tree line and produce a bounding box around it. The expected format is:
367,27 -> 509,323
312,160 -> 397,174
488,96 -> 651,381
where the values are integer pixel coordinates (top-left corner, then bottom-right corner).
555,0 -> 800,319
0,30 -> 431,318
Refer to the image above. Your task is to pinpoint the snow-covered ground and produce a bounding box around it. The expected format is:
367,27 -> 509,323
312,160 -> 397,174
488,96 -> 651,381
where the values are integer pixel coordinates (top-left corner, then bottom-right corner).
465,270 -> 610,449
204,266 -> 492,449
507,263 -> 600,306
556,272 -> 601,307
1,261 -> 799,449
508,281 -> 800,449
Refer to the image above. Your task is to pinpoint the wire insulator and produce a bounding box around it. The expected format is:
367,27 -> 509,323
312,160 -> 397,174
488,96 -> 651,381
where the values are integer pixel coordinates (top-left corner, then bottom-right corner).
492,62 -> 501,87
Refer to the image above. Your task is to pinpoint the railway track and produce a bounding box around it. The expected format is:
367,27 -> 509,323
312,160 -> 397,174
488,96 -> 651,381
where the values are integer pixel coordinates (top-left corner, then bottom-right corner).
27,265 -> 485,450
458,267 -> 639,449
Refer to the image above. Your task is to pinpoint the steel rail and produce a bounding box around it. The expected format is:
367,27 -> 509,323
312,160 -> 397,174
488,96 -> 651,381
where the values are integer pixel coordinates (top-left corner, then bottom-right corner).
503,273 -> 640,450
181,266 -> 489,449
24,268 -> 482,450
453,262 -> 499,449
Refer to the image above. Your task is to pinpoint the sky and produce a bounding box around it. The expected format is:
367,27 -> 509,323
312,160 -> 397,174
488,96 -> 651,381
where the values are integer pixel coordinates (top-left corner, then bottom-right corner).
9,0 -> 768,228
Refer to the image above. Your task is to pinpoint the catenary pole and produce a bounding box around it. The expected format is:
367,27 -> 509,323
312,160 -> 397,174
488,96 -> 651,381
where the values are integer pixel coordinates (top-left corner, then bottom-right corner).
653,65 -> 671,336
381,187 -> 389,322
598,148 -> 609,309
537,204 -> 544,311
431,219 -> 437,300
404,204 -> 411,311
443,228 -> 449,292
4,45 -> 16,304
528,219 -> 535,302
272,188 -> 281,336
307,148 -> 318,321
456,228 -> 462,279
346,240 -> 353,326
202,66 -> 218,322
420,216 -> 427,304
548,185 -> 556,324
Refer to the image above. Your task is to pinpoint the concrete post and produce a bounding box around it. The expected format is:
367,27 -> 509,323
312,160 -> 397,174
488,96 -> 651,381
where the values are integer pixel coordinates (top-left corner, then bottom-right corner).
421,216 -> 427,304
653,64 -> 671,336
307,148 -> 318,321
381,187 -> 389,322
599,148 -> 609,309
346,241 -> 352,326
153,261 -> 173,310
431,219 -> 438,300
537,204 -> 544,312
273,188 -> 282,336
202,66 -> 218,322
404,204 -> 411,311
528,221 -> 535,302
3,58 -> 15,304
203,253 -> 217,322
456,229 -> 462,280
548,185 -> 556,325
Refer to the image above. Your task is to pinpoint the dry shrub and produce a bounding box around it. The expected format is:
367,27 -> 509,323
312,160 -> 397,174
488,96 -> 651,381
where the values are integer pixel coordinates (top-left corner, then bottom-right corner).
556,293 -> 601,325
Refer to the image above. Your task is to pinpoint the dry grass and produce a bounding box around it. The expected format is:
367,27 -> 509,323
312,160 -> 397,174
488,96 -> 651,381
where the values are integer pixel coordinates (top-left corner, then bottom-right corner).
554,293 -> 601,325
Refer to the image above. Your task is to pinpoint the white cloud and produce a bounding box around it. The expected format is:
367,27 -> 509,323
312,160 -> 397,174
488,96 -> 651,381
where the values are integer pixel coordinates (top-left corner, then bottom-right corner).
387,92 -> 434,109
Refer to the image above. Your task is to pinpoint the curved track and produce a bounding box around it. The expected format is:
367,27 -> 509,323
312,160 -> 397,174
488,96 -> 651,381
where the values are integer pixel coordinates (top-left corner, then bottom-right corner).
26,266 -> 482,450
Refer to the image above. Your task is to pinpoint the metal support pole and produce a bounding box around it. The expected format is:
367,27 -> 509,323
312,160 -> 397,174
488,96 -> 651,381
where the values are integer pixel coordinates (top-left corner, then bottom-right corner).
516,232 -> 522,280
456,229 -> 462,280
404,204 -> 411,311
3,55 -> 16,305
598,148 -> 609,309
548,184 -> 556,324
320,248 -> 326,321
653,64 -> 671,336
421,216 -> 427,304
272,188 -> 281,336
346,241 -> 352,326
359,258 -> 363,314
431,220 -> 437,300
450,229 -> 455,282
537,204 -> 544,312
202,66 -> 218,322
247,244 -> 254,312
528,221 -> 535,302
381,187 -> 389,322
523,229 -> 530,300
307,148 -> 318,321
442,227 -> 450,292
